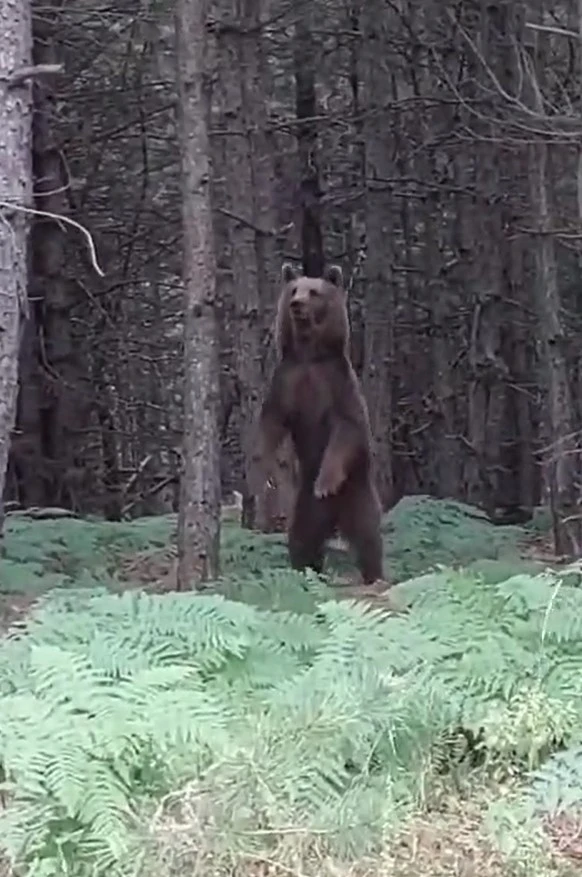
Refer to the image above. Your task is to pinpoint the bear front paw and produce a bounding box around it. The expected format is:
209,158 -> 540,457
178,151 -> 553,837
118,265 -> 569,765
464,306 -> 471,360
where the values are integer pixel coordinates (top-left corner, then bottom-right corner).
314,462 -> 344,498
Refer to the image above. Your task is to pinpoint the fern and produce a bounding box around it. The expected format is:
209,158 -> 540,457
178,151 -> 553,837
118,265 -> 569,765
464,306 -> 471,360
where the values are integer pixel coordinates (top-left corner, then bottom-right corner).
1,495 -> 537,604
0,501 -> 576,877
384,495 -> 529,580
1,515 -> 176,597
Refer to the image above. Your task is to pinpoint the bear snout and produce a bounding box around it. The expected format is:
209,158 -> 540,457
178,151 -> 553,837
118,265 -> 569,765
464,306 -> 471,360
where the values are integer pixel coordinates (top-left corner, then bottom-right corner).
289,300 -> 310,325
290,296 -> 306,312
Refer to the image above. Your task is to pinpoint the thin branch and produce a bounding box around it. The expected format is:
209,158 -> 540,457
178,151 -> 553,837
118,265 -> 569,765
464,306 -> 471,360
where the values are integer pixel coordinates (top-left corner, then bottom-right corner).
525,22 -> 581,40
0,201 -> 105,277
7,63 -> 63,87
217,206 -> 274,236
445,8 -> 581,137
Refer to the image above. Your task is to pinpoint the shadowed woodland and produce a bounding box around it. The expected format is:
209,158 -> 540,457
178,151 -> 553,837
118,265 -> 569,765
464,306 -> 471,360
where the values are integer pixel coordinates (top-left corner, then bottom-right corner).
3,1 -> 582,876
2,0 -> 582,554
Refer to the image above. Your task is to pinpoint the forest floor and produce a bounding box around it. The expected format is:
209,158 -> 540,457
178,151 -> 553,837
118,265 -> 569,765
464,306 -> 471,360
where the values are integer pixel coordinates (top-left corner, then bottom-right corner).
1,495 -> 558,631
0,497 -> 578,877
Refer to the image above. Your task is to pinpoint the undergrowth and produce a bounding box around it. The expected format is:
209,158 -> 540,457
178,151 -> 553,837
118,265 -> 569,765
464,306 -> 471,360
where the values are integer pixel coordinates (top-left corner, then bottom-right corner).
1,495 -> 543,597
0,566 -> 581,876
1,515 -> 176,593
0,496 -> 572,877
381,496 -> 529,581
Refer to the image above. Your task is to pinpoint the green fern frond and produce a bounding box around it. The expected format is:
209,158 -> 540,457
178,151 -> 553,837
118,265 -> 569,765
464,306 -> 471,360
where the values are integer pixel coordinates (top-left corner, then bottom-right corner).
2,557 -> 582,876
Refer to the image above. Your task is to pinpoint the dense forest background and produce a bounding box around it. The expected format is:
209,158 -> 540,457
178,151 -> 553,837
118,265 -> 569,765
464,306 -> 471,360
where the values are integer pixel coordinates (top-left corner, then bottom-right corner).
5,3 -> 582,872
2,0 -> 582,553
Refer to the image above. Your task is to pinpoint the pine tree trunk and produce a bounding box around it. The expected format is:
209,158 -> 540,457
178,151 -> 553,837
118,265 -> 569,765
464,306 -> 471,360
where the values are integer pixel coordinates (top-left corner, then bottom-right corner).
362,4 -> 395,510
526,6 -> 582,557
0,0 -> 33,541
211,0 -> 293,533
529,137 -> 581,556
175,0 -> 221,586
294,12 -> 323,277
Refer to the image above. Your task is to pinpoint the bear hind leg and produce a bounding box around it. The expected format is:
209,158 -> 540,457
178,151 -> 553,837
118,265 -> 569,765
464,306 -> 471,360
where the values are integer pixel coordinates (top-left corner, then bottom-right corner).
352,528 -> 384,584
338,482 -> 384,584
288,489 -> 336,576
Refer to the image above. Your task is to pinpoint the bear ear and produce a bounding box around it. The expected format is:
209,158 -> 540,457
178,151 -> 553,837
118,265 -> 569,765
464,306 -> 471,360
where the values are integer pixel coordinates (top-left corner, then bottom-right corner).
282,263 -> 298,284
324,265 -> 343,287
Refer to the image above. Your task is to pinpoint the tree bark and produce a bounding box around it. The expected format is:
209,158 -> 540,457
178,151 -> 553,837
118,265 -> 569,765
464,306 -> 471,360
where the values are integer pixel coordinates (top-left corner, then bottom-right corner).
457,2 -> 513,511
294,12 -> 323,277
12,6 -> 89,510
361,5 -> 394,510
175,0 -> 221,586
211,0 -> 294,533
526,16 -> 582,556
0,0 -> 33,540
530,137 -> 581,555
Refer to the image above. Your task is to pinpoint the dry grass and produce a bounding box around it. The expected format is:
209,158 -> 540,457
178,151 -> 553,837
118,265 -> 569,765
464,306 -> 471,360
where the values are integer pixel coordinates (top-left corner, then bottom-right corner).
0,783 -> 575,877
386,796 -> 508,877
380,798 -> 577,877
0,593 -> 38,637
543,811 -> 582,864
117,544 -> 179,591
521,529 -> 565,567
142,780 -> 579,877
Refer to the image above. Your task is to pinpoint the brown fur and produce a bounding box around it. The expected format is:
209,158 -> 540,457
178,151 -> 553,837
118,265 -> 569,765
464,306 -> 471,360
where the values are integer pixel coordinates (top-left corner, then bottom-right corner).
249,263 -> 384,584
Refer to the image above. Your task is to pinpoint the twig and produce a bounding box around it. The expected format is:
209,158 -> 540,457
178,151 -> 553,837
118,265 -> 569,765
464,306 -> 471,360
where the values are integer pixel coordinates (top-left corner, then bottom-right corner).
445,8 -> 581,136
120,453 -> 154,503
217,206 -> 274,236
525,22 -> 581,40
0,200 -> 105,276
7,63 -> 63,88
122,472 -> 176,516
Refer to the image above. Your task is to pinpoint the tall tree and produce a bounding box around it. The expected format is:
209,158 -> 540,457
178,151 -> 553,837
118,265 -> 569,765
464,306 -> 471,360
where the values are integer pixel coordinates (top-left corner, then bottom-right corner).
15,2 -> 88,510
175,0 -> 221,586
525,8 -> 582,555
0,0 -> 34,540
294,9 -> 323,277
211,0 -> 295,533
361,1 -> 394,510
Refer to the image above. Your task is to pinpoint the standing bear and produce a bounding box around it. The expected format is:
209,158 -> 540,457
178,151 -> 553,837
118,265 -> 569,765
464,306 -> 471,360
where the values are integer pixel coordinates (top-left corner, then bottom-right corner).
249,263 -> 385,584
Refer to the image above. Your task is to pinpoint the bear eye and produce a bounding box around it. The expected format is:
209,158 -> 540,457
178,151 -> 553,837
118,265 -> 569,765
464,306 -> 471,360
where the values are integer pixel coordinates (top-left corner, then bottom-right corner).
309,288 -> 318,297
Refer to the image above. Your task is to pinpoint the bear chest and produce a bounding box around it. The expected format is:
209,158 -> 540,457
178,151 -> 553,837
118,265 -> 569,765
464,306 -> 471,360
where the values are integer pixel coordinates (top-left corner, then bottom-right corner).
290,364 -> 333,423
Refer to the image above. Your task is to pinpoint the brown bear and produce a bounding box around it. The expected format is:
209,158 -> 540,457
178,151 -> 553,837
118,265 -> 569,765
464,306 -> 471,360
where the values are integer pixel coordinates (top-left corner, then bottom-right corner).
249,263 -> 384,584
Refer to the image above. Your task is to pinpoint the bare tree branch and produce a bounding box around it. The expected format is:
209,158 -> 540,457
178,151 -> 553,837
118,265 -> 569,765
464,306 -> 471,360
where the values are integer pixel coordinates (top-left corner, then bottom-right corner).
0,201 -> 105,276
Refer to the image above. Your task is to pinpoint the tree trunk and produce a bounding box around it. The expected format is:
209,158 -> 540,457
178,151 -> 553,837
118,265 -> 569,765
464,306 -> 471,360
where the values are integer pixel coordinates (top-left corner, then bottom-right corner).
175,0 -> 221,587
361,5 -> 394,510
211,0 -> 294,533
30,8 -> 88,508
460,3 -> 514,511
294,13 -> 323,277
12,6 -> 89,511
526,19 -> 582,556
0,0 -> 33,540
212,4 -> 262,522
530,137 -> 581,555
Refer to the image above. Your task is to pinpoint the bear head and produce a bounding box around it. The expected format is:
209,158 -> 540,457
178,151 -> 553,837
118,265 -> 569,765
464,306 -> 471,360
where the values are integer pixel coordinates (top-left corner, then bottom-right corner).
276,263 -> 349,360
